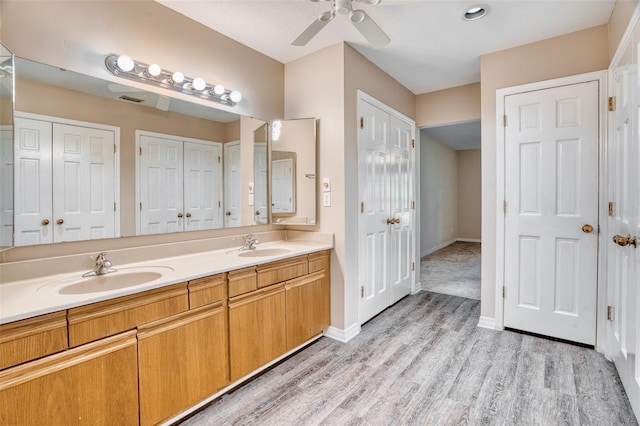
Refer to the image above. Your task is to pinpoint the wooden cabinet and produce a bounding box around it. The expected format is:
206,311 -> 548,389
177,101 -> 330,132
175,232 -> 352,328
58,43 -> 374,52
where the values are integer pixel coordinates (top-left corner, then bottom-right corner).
138,303 -> 229,426
0,311 -> 68,370
67,282 -> 188,347
188,273 -> 226,308
228,284 -> 286,381
228,266 -> 257,297
0,331 -> 139,425
257,255 -> 308,288
285,270 -> 330,350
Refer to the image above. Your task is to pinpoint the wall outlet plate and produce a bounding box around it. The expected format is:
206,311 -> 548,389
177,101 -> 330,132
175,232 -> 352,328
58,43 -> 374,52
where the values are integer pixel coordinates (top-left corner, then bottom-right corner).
323,192 -> 331,207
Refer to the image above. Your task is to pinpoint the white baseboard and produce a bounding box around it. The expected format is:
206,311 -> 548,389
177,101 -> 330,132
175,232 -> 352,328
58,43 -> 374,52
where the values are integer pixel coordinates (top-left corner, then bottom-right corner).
411,280 -> 423,294
324,323 -> 361,343
457,238 -> 481,243
477,316 -> 496,330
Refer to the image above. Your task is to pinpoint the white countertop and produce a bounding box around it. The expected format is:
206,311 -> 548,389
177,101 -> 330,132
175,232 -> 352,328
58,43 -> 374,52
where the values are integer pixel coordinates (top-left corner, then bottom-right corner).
0,240 -> 332,325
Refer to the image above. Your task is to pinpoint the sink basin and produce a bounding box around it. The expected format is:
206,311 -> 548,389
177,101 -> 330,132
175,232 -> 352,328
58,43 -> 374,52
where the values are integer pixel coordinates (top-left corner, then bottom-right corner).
58,271 -> 163,295
238,248 -> 291,258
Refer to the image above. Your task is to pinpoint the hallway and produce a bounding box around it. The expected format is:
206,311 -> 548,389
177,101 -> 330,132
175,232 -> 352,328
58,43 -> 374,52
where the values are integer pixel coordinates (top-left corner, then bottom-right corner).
182,292 -> 635,425
421,241 -> 481,300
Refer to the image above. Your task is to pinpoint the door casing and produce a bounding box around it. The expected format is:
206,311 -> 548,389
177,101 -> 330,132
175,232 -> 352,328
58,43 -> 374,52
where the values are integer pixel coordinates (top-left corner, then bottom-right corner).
494,70 -> 608,351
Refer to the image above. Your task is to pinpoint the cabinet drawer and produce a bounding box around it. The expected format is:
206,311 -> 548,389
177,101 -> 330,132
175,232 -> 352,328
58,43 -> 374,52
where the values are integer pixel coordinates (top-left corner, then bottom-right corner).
188,273 -> 227,308
257,255 -> 308,288
0,311 -> 68,370
308,250 -> 330,274
0,330 -> 139,425
68,283 -> 189,347
285,270 -> 330,351
228,266 -> 257,297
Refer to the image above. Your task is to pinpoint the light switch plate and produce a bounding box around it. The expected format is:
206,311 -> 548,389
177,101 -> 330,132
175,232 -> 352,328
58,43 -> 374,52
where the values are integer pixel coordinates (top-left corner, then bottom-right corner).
322,177 -> 331,192
248,194 -> 254,206
323,192 -> 331,207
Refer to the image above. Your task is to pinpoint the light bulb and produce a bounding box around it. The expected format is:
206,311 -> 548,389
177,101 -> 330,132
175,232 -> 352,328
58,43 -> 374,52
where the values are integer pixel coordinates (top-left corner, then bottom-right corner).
171,71 -> 185,84
230,91 -> 242,103
116,55 -> 135,72
147,64 -> 162,77
192,77 -> 206,91
213,84 -> 225,95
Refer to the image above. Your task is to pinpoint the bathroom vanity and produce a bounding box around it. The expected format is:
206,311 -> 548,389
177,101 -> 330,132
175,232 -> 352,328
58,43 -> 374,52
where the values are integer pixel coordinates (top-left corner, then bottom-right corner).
0,235 -> 331,425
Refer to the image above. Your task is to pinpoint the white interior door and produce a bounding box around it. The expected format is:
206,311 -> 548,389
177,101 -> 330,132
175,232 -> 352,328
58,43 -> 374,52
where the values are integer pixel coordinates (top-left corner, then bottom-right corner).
503,81 -> 599,345
358,95 -> 415,324
139,134 -> 184,235
13,117 -> 52,246
271,158 -> 293,214
0,126 -> 14,247
254,143 -> 268,224
224,141 -> 241,227
183,141 -> 223,231
52,123 -> 115,242
388,116 -> 414,303
607,18 -> 640,416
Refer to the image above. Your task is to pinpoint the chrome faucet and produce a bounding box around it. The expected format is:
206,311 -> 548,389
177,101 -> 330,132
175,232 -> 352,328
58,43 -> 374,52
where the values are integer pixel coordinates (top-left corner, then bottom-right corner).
240,234 -> 260,251
83,252 -> 117,277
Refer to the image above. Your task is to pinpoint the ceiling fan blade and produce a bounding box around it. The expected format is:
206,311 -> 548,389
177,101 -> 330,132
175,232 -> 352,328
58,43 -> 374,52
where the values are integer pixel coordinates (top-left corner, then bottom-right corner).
291,10 -> 335,46
349,9 -> 390,48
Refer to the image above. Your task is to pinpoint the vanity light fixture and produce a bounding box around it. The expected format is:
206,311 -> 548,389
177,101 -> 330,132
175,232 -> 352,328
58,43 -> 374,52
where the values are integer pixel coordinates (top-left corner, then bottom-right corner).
105,54 -> 242,106
463,4 -> 489,21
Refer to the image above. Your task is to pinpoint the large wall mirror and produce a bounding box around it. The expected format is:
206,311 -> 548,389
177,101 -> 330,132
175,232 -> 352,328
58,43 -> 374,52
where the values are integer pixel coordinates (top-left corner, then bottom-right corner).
0,42 -> 14,252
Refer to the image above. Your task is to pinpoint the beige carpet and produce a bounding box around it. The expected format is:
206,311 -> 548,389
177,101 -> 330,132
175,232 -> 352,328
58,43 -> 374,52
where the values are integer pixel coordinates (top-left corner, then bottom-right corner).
420,241 -> 481,300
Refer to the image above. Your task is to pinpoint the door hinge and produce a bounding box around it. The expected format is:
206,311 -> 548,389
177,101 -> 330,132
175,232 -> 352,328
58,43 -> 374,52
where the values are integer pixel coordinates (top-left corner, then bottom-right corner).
608,201 -> 614,216
411,262 -> 415,271
219,201 -> 221,208
411,139 -> 415,148
361,202 -> 364,213
503,286 -> 506,298
139,202 -> 142,211
361,286 -> 364,298
218,156 -> 221,163
113,202 -> 116,212
503,115 -> 507,127
360,117 -> 364,129
113,144 -> 116,154
503,200 -> 507,214
411,200 -> 415,209
607,305 -> 614,321
608,97 -> 616,112
139,147 -> 142,156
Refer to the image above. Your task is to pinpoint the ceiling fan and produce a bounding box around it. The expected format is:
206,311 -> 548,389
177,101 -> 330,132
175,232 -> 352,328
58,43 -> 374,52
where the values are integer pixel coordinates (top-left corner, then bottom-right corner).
292,0 -> 390,48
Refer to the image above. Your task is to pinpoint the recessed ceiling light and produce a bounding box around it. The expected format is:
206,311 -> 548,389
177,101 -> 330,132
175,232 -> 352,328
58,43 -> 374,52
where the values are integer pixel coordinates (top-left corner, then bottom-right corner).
463,4 -> 489,21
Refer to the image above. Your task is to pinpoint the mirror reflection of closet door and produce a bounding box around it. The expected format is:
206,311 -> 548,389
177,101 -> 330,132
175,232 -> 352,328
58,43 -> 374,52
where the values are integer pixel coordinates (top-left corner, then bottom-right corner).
272,158 -> 294,213
183,141 -> 223,232
254,143 -> 268,224
1,126 -> 14,247
224,141 -> 241,227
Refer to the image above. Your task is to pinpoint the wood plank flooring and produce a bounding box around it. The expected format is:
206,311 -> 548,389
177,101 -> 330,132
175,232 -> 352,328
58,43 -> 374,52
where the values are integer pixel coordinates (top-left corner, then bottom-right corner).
181,293 -> 637,426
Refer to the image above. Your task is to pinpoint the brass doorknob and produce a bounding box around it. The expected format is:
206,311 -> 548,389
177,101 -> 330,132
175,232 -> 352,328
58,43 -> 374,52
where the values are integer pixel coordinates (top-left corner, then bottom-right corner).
394,218 -> 401,224
41,219 -> 50,226
630,236 -> 638,248
387,218 -> 394,225
581,224 -> 594,233
613,235 -> 629,246
56,218 -> 64,225
255,210 -> 261,216
177,213 -> 183,218
225,211 -> 231,216
185,213 -> 192,218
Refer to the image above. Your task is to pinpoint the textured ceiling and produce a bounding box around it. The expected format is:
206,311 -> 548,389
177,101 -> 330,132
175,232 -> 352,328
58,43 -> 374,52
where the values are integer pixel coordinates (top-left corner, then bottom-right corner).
156,0 -> 616,94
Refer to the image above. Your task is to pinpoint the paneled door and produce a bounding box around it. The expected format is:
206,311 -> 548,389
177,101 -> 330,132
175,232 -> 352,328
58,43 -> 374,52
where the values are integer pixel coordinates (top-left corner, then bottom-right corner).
503,81 -> 599,345
52,123 -> 115,242
183,141 -> 223,231
358,93 -> 415,324
254,143 -> 268,224
139,134 -> 184,235
271,158 -> 294,214
607,14 -> 640,416
224,141 -> 241,227
0,126 -> 13,247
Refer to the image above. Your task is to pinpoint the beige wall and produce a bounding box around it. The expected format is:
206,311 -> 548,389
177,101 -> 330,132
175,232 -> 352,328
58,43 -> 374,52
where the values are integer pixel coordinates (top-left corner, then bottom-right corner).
416,82 -> 481,127
480,25 -> 609,320
608,0 -> 639,61
457,149 -> 481,240
420,133 -> 457,255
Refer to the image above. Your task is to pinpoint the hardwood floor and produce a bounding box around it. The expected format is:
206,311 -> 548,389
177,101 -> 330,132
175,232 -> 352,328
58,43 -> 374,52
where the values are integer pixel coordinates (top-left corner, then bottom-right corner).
181,293 -> 637,426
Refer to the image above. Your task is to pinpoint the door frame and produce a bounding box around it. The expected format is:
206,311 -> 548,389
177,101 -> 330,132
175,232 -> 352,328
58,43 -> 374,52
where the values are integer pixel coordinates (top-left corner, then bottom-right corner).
14,111 -> 121,239
356,90 -> 419,325
494,70 -> 608,351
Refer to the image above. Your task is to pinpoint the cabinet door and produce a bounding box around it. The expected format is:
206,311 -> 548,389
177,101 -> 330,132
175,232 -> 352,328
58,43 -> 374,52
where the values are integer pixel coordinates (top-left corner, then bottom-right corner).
285,270 -> 330,351
229,285 -> 286,381
0,331 -> 138,425
137,303 -> 229,426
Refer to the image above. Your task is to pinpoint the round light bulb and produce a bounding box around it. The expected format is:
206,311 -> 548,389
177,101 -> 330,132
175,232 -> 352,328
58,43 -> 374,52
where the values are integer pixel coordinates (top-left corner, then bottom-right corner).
147,64 -> 162,77
171,71 -> 185,84
192,77 -> 206,91
213,84 -> 225,95
229,90 -> 242,103
116,55 -> 135,72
